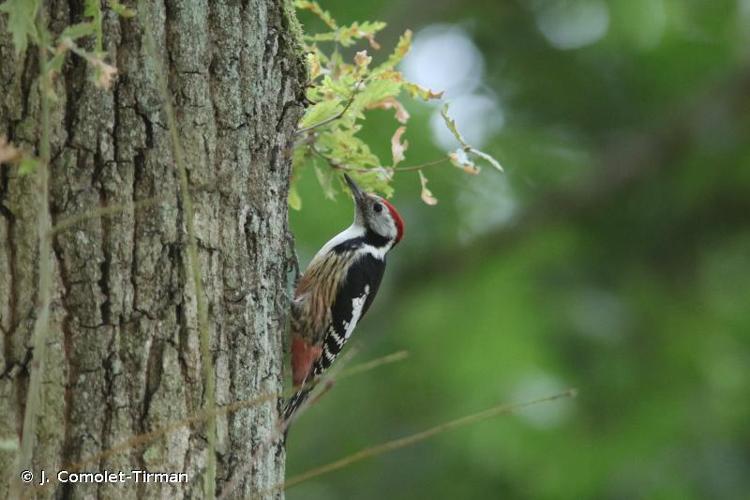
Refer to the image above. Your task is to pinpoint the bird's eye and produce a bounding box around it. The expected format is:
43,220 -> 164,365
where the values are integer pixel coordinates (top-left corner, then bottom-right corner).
373,202 -> 383,213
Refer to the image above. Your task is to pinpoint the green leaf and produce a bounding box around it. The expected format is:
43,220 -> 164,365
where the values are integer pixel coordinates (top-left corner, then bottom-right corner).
295,0 -> 337,30
292,143 -> 309,171
404,82 -> 443,101
59,22 -> 95,42
318,130 -> 381,167
83,0 -> 103,51
353,79 -> 401,110
0,0 -> 40,55
306,21 -> 387,48
344,169 -> 394,198
314,162 -> 337,200
18,157 -> 39,176
46,49 -> 66,80
299,99 -> 343,130
379,30 -> 412,72
324,74 -> 358,98
83,0 -> 101,18
288,182 -> 302,210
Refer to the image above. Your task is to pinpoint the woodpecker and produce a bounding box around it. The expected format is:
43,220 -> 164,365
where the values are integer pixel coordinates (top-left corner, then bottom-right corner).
282,173 -> 405,428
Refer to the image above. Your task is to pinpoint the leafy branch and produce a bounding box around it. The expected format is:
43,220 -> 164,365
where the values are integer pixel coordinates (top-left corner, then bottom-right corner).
291,0 -> 503,208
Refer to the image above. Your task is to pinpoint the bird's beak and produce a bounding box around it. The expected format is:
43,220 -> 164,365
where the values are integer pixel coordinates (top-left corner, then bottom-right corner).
343,173 -> 365,203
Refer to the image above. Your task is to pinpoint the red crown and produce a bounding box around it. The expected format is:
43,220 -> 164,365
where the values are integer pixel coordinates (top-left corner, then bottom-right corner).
381,199 -> 404,244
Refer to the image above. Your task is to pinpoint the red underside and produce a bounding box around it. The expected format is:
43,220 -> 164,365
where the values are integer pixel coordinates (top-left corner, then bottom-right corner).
291,336 -> 322,387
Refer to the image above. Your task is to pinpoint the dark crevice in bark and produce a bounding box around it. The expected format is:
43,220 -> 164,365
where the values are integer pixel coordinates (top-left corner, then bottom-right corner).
112,81 -> 122,163
0,165 -> 18,375
62,45 -> 84,151
131,149 -> 143,315
51,236 -> 76,500
94,143 -> 113,327
18,53 -> 36,132
66,0 -> 84,26
141,338 -> 164,433
133,107 -> 155,149
175,300 -> 191,388
100,347 -> 117,470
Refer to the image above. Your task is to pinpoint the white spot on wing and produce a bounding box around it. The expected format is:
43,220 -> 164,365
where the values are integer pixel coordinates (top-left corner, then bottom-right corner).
343,285 -> 370,339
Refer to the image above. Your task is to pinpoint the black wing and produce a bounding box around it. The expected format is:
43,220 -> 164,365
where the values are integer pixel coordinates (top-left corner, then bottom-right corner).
313,253 -> 385,376
283,253 -> 386,429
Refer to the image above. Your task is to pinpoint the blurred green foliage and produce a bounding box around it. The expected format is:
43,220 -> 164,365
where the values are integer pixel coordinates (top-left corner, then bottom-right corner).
287,1 -> 750,499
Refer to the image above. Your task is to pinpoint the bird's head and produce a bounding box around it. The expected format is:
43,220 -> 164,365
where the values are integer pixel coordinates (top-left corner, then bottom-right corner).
344,173 -> 404,246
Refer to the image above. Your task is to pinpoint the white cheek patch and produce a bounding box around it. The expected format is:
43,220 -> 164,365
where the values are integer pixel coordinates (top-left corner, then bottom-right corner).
343,285 -> 370,339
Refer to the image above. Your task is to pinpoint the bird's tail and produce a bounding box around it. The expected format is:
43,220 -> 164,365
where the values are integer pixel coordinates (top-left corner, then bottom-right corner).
281,385 -> 313,440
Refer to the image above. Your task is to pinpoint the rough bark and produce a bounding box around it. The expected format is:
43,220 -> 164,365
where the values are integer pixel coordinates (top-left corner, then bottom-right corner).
0,1 -> 305,498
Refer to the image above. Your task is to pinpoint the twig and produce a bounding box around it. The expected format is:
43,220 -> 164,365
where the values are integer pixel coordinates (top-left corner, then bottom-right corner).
278,389 -> 578,491
278,345 -> 359,433
218,350 -> 411,498
217,346 -> 361,500
16,11 -> 53,499
36,350 -> 410,488
310,144 -> 450,175
49,197 -> 160,235
336,350 -> 408,378
390,157 -> 450,172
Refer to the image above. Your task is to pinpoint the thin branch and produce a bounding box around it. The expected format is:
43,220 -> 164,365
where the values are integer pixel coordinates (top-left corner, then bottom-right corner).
390,157 -> 450,172
278,389 -> 578,491
17,11 -> 53,497
295,81 -> 362,136
217,348 -> 403,500
336,350 -> 408,378
49,197 -> 160,235
35,350 -> 410,488
311,144 -> 450,175
139,2 -> 217,496
276,345 -> 360,433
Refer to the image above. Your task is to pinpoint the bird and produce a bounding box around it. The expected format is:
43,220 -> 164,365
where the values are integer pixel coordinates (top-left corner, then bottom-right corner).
281,173 -> 404,431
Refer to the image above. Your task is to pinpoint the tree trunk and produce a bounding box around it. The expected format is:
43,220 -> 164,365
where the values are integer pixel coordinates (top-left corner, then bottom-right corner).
0,1 -> 305,498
